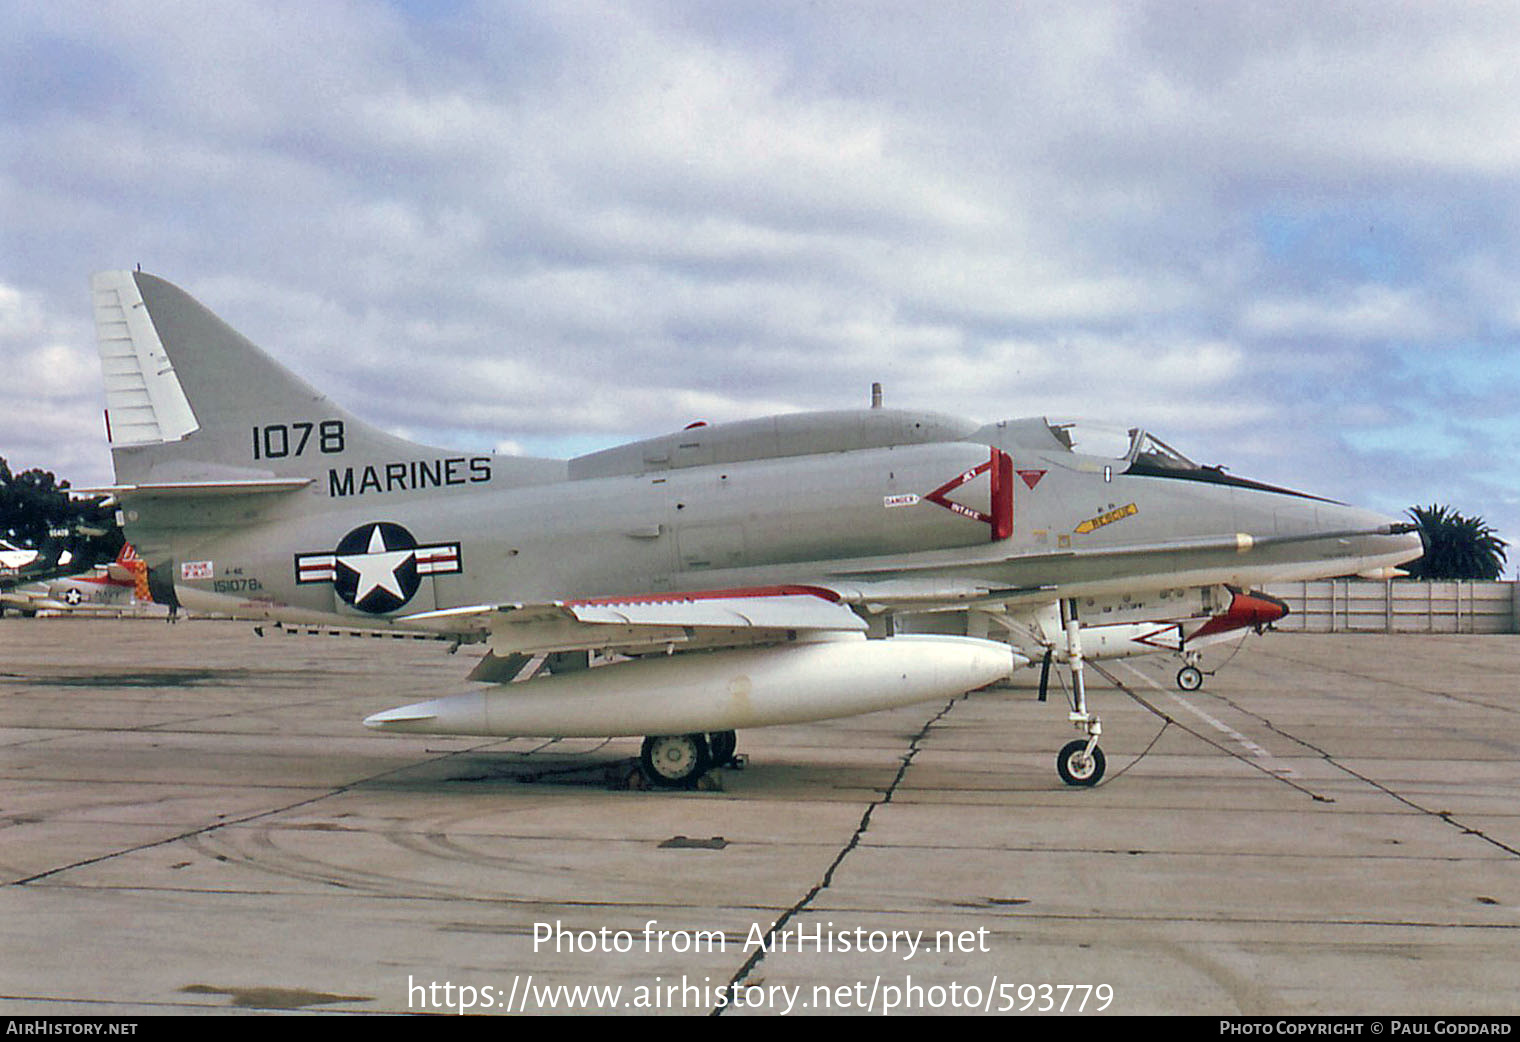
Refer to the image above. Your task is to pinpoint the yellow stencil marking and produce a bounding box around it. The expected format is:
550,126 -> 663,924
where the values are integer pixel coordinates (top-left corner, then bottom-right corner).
1074,502 -> 1138,535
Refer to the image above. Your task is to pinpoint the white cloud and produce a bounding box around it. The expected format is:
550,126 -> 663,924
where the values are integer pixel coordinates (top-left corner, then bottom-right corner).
1240,285 -> 1446,342
2,0 -> 1519,546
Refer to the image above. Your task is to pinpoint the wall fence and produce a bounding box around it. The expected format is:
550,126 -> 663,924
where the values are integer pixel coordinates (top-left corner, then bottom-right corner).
1261,580 -> 1520,634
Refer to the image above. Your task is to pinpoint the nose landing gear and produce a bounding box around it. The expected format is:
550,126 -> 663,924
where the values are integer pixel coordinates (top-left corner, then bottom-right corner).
1176,649 -> 1206,691
1056,598 -> 1106,787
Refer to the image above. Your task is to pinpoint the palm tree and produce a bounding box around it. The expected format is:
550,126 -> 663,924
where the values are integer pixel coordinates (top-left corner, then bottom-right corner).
1403,504 -> 1509,580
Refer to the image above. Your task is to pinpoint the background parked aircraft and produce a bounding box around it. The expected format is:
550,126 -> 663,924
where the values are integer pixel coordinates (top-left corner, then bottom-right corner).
0,544 -> 152,617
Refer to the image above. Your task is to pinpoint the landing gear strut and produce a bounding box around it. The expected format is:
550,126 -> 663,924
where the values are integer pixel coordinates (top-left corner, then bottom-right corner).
707,730 -> 738,767
1057,598 -> 1105,786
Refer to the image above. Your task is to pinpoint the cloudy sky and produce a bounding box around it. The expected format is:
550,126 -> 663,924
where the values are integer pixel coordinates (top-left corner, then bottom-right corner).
3,1 -> 1517,563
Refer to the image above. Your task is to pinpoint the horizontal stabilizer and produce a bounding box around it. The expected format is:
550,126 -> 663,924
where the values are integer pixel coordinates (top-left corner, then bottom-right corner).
81,478 -> 313,498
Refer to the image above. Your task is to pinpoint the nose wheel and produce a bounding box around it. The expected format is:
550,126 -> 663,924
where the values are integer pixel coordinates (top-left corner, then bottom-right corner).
1176,649 -> 1206,691
1057,738 -> 1106,786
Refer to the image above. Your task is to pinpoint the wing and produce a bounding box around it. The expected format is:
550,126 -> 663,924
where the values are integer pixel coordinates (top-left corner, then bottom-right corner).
0,586 -> 45,609
0,557 -> 77,592
398,583 -> 867,658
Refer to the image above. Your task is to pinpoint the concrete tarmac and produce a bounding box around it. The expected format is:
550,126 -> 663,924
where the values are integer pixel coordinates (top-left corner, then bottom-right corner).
1,617 -> 1517,1016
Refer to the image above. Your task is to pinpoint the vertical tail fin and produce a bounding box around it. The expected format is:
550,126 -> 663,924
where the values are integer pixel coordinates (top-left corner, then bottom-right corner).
95,270 -> 427,487
91,269 -> 562,500
105,543 -> 142,586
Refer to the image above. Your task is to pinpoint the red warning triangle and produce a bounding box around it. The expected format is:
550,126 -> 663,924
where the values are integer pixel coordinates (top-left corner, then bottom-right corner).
1017,469 -> 1046,490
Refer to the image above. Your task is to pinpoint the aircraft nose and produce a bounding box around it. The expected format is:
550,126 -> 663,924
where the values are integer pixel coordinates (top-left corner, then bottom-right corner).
1244,494 -> 1423,581
1319,503 -> 1425,578
1376,520 -> 1426,579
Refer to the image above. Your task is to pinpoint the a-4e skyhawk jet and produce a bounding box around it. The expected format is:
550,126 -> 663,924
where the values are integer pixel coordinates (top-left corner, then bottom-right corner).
89,271 -> 1423,788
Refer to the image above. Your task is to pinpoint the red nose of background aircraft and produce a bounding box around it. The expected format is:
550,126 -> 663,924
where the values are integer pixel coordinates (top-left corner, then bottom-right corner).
1192,588 -> 1291,641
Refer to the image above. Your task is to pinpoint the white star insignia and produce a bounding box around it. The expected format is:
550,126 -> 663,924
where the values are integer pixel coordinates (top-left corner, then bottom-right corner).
337,525 -> 415,605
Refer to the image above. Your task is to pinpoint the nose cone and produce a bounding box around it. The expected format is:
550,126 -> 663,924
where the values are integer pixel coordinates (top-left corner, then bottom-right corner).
364,698 -> 445,733
1318,502 -> 1425,577
1247,492 -> 1424,581
1357,509 -> 1425,579
364,690 -> 493,735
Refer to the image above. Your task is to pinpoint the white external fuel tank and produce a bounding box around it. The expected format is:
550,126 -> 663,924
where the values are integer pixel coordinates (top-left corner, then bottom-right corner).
364,634 -> 1020,737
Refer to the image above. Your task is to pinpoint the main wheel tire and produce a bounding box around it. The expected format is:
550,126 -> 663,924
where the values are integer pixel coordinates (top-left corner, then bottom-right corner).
1177,665 -> 1204,691
640,733 -> 713,789
1056,739 -> 1106,787
707,730 -> 737,766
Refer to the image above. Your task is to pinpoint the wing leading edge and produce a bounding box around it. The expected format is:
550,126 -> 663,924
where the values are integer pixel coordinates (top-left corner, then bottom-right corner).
399,584 -> 868,657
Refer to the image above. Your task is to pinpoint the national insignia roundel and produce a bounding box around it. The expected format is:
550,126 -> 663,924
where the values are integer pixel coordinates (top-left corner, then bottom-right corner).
334,522 -> 419,614
294,522 -> 462,615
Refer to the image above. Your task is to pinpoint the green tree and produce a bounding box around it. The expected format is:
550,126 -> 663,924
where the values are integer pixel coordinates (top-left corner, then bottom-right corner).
0,456 -> 122,570
1403,504 -> 1509,580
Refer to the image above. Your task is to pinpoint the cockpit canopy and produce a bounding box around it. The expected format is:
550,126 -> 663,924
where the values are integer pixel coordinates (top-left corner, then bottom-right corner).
1020,415 -> 1329,501
1044,419 -> 1201,471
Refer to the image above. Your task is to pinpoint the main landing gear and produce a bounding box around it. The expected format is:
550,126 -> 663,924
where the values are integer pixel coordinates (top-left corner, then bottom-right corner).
639,730 -> 738,788
707,729 -> 738,767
